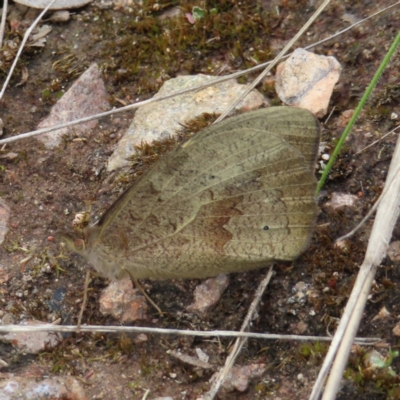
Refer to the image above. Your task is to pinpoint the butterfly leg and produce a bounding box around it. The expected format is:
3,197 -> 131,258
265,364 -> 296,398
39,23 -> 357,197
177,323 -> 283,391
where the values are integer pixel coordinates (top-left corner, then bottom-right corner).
77,269 -> 92,330
127,272 -> 164,316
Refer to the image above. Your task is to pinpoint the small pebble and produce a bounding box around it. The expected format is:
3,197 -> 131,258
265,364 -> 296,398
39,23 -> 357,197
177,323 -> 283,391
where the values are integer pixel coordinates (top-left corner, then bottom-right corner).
321,153 -> 330,161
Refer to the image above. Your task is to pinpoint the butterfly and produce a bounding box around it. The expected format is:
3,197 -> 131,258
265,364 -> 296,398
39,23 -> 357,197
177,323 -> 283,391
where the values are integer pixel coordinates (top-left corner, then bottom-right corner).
63,106 -> 320,280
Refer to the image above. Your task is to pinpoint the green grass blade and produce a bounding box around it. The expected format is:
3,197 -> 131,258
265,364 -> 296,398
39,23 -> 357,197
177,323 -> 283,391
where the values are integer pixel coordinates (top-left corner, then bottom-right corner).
317,31 -> 400,194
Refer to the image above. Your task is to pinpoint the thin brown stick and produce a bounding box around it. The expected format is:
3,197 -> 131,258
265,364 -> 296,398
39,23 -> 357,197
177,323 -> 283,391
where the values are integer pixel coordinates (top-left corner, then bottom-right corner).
204,267 -> 274,400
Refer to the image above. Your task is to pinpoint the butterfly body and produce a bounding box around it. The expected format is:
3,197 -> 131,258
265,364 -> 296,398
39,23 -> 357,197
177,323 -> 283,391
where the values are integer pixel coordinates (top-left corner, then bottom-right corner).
64,107 -> 320,280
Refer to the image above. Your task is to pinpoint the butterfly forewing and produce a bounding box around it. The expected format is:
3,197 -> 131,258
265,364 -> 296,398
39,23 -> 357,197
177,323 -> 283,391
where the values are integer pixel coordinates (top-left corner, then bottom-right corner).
186,106 -> 320,168
75,107 -> 320,279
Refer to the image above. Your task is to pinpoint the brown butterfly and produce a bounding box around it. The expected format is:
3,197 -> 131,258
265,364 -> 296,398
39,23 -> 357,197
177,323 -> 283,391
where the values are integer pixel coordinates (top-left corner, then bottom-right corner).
63,106 -> 320,280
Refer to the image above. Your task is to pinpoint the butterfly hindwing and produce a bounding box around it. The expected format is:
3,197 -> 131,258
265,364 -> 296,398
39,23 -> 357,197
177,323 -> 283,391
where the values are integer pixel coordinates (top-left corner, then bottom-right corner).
80,107 -> 320,279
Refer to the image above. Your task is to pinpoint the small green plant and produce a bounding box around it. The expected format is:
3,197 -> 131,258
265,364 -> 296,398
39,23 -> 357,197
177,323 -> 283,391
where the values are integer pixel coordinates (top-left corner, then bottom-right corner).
298,341 -> 328,362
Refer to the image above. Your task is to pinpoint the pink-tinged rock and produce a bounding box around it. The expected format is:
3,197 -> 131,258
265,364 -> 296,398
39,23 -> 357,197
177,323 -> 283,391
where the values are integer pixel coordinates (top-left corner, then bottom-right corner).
186,274 -> 229,313
167,350 -> 214,369
336,109 -> 355,128
38,63 -> 110,148
2,320 -> 62,354
99,279 -> 149,322
294,321 -> 308,335
372,306 -> 391,322
0,376 -> 87,400
276,48 -> 341,118
133,333 -> 148,343
393,322 -> 400,336
212,363 -> 266,392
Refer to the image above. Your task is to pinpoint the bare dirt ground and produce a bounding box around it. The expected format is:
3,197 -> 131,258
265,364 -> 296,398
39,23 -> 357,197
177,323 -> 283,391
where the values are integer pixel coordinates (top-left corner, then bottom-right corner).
1,0 -> 400,399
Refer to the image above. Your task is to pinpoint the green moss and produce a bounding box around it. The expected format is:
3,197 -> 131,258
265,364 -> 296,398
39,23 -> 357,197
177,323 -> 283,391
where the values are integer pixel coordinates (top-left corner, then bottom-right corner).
345,348 -> 400,394
118,333 -> 135,355
42,88 -> 51,99
298,341 -> 327,362
97,1 -> 273,98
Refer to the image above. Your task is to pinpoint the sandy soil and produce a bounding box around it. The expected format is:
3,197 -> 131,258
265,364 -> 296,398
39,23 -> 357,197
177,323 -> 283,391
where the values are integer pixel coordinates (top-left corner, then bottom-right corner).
1,1 -> 400,399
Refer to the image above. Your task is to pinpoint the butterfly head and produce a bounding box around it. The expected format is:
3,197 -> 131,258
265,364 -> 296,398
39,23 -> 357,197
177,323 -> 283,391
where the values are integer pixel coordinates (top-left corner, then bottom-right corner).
60,226 -> 123,280
61,223 -> 99,254
61,232 -> 87,254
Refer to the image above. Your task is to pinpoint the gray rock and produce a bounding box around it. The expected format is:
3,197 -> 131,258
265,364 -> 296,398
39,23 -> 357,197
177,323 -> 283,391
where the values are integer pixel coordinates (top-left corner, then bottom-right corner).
107,74 -> 267,171
0,376 -> 86,400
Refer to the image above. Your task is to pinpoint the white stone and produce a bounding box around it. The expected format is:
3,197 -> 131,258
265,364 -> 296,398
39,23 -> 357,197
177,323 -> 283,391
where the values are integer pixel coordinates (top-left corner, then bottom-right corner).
388,241 -> 400,262
325,192 -> 358,210
13,0 -> 92,9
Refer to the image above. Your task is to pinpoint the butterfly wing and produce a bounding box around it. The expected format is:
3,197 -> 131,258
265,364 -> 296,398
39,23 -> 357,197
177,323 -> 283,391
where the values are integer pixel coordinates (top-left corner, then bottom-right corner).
82,107 -> 320,279
187,106 -> 320,169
